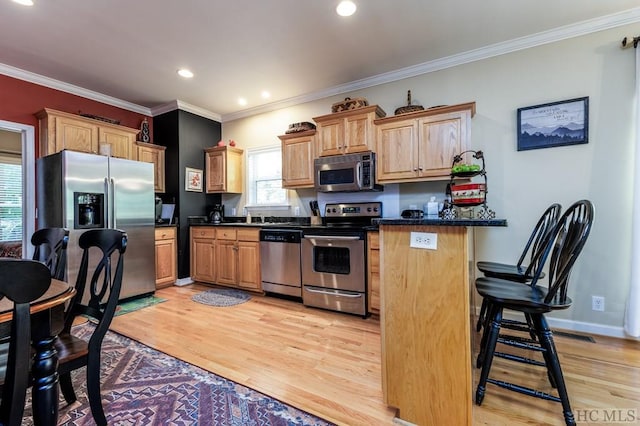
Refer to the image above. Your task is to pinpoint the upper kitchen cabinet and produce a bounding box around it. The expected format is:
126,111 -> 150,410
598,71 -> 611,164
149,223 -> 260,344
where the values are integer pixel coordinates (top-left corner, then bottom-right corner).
205,146 -> 243,193
135,141 -> 166,193
278,130 -> 316,188
313,105 -> 386,157
35,108 -> 139,159
374,102 -> 475,183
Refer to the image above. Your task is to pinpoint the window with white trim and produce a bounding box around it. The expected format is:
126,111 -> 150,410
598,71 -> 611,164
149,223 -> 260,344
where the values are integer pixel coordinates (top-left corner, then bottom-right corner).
0,153 -> 22,242
246,146 -> 287,207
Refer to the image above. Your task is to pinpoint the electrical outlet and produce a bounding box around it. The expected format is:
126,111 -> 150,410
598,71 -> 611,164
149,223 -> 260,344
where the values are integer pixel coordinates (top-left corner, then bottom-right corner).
592,295 -> 605,312
410,232 -> 437,250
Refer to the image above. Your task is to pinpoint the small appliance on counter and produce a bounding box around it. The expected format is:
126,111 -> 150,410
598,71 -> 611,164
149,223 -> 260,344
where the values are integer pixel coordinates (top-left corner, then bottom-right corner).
208,204 -> 224,224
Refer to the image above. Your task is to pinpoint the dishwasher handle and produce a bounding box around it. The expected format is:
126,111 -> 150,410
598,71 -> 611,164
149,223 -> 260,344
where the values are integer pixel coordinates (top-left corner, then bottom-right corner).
303,235 -> 360,241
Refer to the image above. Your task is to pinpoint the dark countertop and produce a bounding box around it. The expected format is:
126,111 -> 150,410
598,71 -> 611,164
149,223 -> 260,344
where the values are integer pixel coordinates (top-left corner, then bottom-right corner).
155,222 -> 178,228
372,218 -> 507,227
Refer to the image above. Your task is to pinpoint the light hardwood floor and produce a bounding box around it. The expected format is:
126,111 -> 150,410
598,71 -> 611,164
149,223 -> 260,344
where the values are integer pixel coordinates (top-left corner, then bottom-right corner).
109,284 -> 640,426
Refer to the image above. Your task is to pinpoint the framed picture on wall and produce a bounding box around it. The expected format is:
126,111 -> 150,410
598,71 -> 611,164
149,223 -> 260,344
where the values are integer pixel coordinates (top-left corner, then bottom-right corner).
185,167 -> 203,192
517,97 -> 589,151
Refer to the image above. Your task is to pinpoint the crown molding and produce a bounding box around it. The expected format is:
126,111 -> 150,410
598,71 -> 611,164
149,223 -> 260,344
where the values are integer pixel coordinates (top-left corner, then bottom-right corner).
0,63 -> 152,115
222,7 -> 640,122
2,7 -> 639,123
151,100 -> 221,122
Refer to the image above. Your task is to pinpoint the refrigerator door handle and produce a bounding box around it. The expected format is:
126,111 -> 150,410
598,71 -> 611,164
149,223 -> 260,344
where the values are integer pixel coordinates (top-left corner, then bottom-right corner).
104,177 -> 110,228
110,178 -> 116,229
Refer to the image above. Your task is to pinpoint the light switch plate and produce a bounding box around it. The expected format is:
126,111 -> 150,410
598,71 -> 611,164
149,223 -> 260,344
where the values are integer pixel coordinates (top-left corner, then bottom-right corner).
410,232 -> 437,250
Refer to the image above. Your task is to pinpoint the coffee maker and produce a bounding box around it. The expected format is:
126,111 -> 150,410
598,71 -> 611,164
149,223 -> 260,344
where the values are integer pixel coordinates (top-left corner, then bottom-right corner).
209,204 -> 224,224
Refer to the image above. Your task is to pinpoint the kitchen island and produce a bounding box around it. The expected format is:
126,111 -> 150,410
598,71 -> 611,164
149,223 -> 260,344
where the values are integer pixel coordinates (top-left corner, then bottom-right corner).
372,217 -> 506,426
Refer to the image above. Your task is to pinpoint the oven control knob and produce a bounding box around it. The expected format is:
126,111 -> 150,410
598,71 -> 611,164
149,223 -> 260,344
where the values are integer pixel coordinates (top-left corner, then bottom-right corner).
373,207 -> 379,212
367,207 -> 372,212
332,208 -> 337,213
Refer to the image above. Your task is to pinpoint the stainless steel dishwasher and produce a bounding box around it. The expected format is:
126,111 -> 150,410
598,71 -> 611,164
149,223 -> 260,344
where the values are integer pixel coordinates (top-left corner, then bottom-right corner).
259,229 -> 302,298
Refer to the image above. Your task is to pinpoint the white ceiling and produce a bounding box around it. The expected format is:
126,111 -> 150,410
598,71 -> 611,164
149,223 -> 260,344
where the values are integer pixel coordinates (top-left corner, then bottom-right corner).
1,1 -> 639,122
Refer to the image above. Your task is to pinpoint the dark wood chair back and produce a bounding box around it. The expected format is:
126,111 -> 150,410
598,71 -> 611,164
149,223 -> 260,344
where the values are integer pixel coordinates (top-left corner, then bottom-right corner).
31,227 -> 69,281
0,259 -> 51,426
57,228 -> 127,426
517,203 -> 562,278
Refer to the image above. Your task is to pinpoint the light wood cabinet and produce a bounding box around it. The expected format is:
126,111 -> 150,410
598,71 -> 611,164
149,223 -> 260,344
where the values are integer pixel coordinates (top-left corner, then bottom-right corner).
375,102 -> 475,183
367,231 -> 380,314
135,142 -> 166,193
236,229 -> 261,291
313,105 -> 386,157
205,146 -> 243,193
190,226 -> 261,291
35,108 -> 139,158
278,130 -> 316,188
215,228 -> 238,286
190,227 -> 216,283
155,227 -> 177,288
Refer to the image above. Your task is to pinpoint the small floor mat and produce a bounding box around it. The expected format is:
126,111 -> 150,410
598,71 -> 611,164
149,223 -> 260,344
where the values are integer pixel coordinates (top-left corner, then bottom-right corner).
192,288 -> 251,307
115,295 -> 167,316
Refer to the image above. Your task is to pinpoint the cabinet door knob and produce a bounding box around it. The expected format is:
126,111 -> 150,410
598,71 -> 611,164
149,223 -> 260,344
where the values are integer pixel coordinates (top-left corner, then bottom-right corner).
413,168 -> 418,171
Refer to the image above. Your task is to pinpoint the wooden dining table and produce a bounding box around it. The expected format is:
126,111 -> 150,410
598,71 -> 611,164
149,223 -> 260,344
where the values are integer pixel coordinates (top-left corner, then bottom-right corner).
0,279 -> 76,426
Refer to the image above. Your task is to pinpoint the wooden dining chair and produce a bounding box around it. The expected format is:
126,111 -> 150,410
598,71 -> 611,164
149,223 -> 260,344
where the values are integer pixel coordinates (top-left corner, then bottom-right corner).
475,203 -> 562,334
54,229 -> 127,426
474,200 -> 594,426
0,259 -> 51,426
31,227 -> 69,281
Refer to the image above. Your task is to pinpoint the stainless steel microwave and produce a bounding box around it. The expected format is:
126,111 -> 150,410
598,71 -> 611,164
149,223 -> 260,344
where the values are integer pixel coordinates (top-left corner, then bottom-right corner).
314,151 -> 382,192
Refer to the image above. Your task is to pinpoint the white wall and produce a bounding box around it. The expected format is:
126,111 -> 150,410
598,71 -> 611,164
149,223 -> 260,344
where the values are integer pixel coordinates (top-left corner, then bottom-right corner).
223,23 -> 640,334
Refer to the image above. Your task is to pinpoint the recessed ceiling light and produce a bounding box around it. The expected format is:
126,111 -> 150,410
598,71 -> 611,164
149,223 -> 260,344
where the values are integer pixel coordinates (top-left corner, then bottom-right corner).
177,69 -> 194,78
238,98 -> 247,106
12,0 -> 34,6
336,1 -> 356,17
261,91 -> 271,99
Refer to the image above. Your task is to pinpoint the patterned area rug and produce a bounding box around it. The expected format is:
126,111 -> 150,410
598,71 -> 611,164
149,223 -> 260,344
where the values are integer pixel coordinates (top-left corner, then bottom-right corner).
192,288 -> 251,307
21,323 -> 333,425
114,295 -> 167,316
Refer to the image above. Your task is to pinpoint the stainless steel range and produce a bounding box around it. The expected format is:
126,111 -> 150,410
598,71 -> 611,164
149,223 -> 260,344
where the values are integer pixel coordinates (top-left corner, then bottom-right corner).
301,201 -> 381,317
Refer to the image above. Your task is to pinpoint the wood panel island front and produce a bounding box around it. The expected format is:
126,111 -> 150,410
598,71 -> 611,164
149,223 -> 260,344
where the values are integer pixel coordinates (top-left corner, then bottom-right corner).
371,217 -> 506,426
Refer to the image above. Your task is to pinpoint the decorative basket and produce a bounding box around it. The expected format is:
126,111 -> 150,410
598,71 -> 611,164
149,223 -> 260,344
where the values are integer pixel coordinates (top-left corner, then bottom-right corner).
450,183 -> 486,205
394,90 -> 424,115
284,122 -> 316,134
331,97 -> 369,113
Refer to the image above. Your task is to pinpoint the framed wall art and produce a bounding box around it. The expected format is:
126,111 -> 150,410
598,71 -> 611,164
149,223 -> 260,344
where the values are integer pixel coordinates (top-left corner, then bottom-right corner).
517,97 -> 589,151
185,167 -> 203,192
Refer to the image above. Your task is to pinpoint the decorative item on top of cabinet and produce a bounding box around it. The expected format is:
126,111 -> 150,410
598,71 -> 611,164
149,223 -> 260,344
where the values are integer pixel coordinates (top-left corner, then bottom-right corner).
204,146 -> 243,193
374,102 -> 475,183
394,90 -> 424,115
35,108 -> 139,159
135,141 -> 166,193
155,227 -> 177,288
313,105 -> 386,157
278,130 -> 316,188
367,231 -> 380,315
140,117 -> 151,142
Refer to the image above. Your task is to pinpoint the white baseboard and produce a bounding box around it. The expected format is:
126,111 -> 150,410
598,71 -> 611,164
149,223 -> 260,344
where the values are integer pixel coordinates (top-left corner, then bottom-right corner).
476,307 -> 637,340
174,277 -> 194,287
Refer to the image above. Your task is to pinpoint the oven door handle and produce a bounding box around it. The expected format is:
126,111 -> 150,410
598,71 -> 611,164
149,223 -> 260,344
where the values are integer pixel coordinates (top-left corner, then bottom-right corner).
303,235 -> 360,241
304,287 -> 363,298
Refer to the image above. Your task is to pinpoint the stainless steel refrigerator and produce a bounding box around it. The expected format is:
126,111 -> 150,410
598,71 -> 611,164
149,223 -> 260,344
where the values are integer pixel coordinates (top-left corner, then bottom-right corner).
36,150 -> 155,300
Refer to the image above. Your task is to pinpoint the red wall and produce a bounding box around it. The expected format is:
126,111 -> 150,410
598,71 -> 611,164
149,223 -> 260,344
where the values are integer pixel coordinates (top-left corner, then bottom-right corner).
0,74 -> 153,155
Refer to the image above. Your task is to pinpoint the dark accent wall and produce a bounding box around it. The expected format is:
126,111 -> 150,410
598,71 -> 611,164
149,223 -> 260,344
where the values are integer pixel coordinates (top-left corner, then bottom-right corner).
153,109 -> 221,279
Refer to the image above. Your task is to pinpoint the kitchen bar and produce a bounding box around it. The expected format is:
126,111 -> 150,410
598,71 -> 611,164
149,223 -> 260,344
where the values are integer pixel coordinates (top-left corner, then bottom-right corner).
372,217 -> 506,426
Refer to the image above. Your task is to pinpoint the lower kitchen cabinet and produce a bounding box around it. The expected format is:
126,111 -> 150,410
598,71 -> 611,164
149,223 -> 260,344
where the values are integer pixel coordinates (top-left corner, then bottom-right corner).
236,229 -> 261,291
155,227 -> 177,288
191,227 -> 216,282
190,226 -> 262,291
367,231 -> 380,314
215,228 -> 238,286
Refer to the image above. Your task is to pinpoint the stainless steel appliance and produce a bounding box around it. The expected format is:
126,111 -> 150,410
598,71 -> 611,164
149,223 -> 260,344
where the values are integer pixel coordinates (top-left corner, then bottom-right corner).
36,150 -> 155,300
301,201 -> 381,316
260,229 -> 302,297
314,151 -> 382,192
